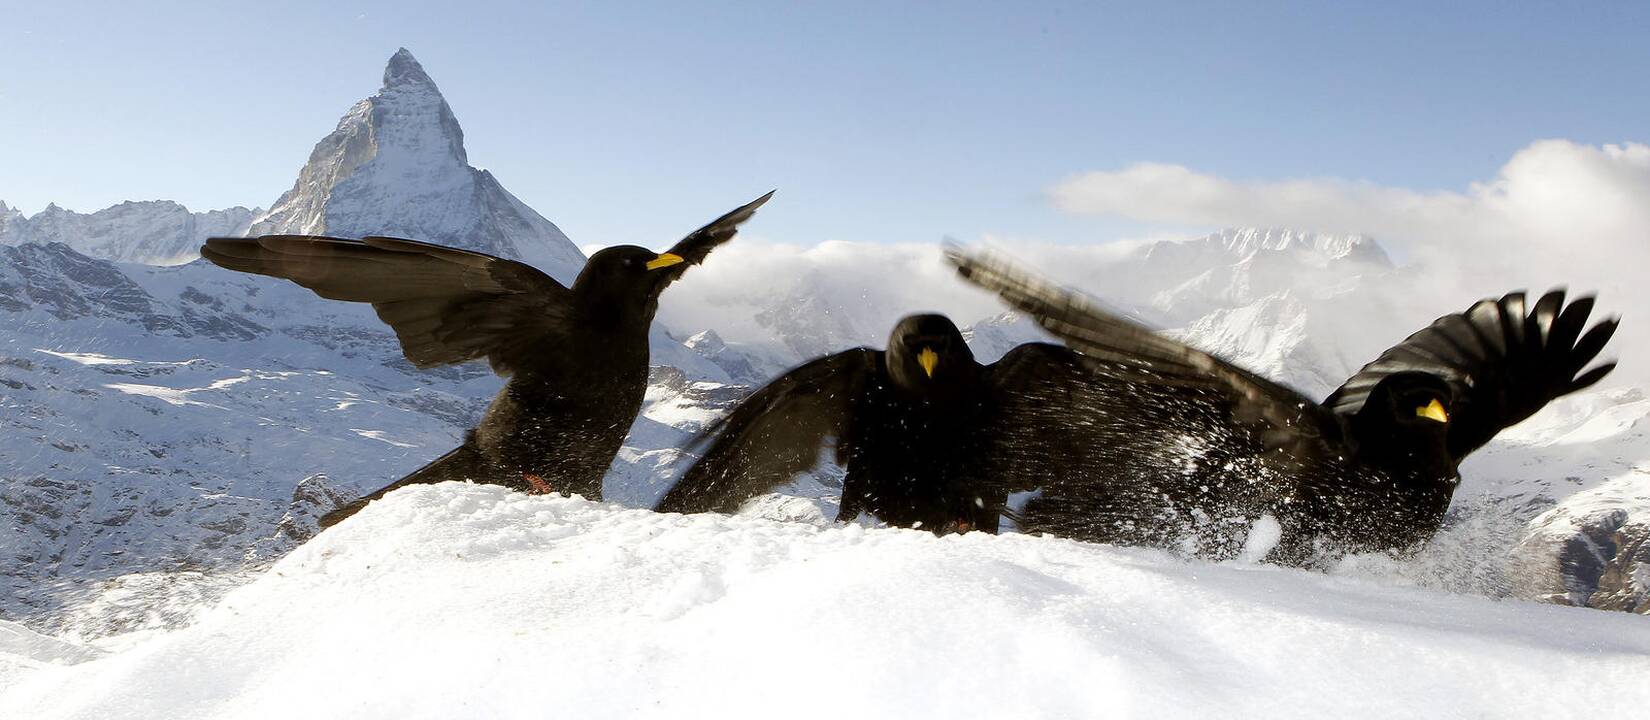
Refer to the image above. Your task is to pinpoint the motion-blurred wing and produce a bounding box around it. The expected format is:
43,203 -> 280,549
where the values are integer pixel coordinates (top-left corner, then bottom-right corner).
1325,289 -> 1618,459
981,341 -> 1284,545
655,348 -> 878,514
655,190 -> 775,288
946,245 -> 1334,451
201,235 -> 573,376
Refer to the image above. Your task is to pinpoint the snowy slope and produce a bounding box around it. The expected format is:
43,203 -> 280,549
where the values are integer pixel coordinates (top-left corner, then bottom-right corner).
3,486 -> 1647,719
0,619 -> 101,691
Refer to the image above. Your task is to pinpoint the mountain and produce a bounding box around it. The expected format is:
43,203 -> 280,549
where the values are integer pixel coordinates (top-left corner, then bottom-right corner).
247,48 -> 586,283
0,201 -> 256,265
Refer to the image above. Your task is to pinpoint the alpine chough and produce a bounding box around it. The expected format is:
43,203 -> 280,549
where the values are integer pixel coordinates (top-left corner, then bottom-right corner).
945,245 -> 1619,565
200,191 -> 773,526
656,313 -> 1098,534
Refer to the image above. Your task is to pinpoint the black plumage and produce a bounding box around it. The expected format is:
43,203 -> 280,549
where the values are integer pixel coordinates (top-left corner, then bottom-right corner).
945,246 -> 1620,564
200,191 -> 772,526
656,314 -> 1091,534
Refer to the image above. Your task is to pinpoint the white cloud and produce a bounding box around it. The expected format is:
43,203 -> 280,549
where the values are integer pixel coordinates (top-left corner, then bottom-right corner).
1050,140 -> 1649,380
654,140 -> 1642,387
1050,140 -> 1650,295
654,236 -> 1161,353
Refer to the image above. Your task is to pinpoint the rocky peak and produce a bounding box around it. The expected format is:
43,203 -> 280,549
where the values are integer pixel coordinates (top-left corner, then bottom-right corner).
248,48 -> 584,281
383,48 -> 436,89
683,329 -> 727,354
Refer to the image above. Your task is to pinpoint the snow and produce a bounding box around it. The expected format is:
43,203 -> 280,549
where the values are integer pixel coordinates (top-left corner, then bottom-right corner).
0,620 -> 103,690
2,485 -> 1646,719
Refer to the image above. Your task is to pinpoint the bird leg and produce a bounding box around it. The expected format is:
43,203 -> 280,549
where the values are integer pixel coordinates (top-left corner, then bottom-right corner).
522,472 -> 556,495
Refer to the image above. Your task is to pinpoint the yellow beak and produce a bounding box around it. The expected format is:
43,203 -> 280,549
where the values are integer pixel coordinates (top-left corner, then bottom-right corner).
645,252 -> 686,271
917,347 -> 939,378
1416,398 -> 1449,423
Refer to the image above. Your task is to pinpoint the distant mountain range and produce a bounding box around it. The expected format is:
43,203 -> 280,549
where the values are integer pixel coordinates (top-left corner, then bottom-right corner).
1,50 -> 1642,637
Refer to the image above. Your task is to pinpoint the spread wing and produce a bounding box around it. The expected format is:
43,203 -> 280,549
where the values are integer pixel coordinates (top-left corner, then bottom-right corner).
655,348 -> 879,514
201,235 -> 573,376
656,190 -> 775,289
946,245 -> 1337,453
1325,289 -> 1618,459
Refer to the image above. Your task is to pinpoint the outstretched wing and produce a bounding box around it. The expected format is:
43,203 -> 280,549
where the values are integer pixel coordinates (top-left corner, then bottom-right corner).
655,190 -> 775,289
201,235 -> 573,376
1325,289 -> 1618,459
945,245 -> 1336,453
655,348 -> 879,514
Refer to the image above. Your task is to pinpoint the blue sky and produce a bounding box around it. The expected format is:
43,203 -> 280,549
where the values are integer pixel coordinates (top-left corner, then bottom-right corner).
2,1 -> 1645,248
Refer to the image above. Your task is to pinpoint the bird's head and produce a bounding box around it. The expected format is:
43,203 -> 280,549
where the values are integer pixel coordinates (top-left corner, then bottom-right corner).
886,314 -> 976,395
1351,371 -> 1455,462
573,245 -> 688,317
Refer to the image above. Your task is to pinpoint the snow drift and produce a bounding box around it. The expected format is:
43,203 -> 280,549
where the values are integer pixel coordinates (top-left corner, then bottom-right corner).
3,484 -> 1646,719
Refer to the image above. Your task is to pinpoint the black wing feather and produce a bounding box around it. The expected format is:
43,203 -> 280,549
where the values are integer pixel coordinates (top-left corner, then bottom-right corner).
1325,289 -> 1618,459
656,191 -> 775,288
655,348 -> 878,514
944,245 -> 1336,450
201,234 -> 572,375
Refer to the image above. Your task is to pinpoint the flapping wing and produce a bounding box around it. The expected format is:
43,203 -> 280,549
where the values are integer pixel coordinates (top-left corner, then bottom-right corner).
945,245 -> 1335,451
201,235 -> 573,375
655,348 -> 879,514
1325,289 -> 1618,459
980,341 -> 1287,546
656,190 -> 775,288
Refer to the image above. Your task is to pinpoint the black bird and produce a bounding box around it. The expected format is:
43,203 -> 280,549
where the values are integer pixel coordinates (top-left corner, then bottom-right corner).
944,246 -> 1620,565
656,313 -> 1097,534
201,191 -> 773,526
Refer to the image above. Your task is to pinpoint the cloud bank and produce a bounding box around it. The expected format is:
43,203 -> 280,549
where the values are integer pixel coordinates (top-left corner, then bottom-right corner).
644,139 -> 1643,387
1050,140 -> 1650,300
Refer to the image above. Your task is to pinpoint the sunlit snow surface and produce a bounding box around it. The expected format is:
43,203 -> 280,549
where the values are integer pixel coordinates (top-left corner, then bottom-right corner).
3,485 -> 1647,719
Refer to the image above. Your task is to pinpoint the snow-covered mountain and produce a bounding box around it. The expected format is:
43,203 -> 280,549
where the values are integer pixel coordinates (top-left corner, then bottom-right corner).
248,48 -> 586,282
0,201 -> 256,266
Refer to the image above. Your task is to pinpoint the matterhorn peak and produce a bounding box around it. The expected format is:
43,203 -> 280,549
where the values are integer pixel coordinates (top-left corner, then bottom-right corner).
383,47 -> 435,89
248,49 -> 585,281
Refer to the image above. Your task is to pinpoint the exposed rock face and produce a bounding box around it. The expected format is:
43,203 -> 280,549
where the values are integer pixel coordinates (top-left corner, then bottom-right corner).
266,475 -> 354,551
1511,473 -> 1650,614
0,243 -> 265,340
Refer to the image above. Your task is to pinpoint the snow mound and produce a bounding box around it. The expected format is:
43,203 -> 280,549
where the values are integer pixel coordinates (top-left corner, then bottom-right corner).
5,484 -> 1647,719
